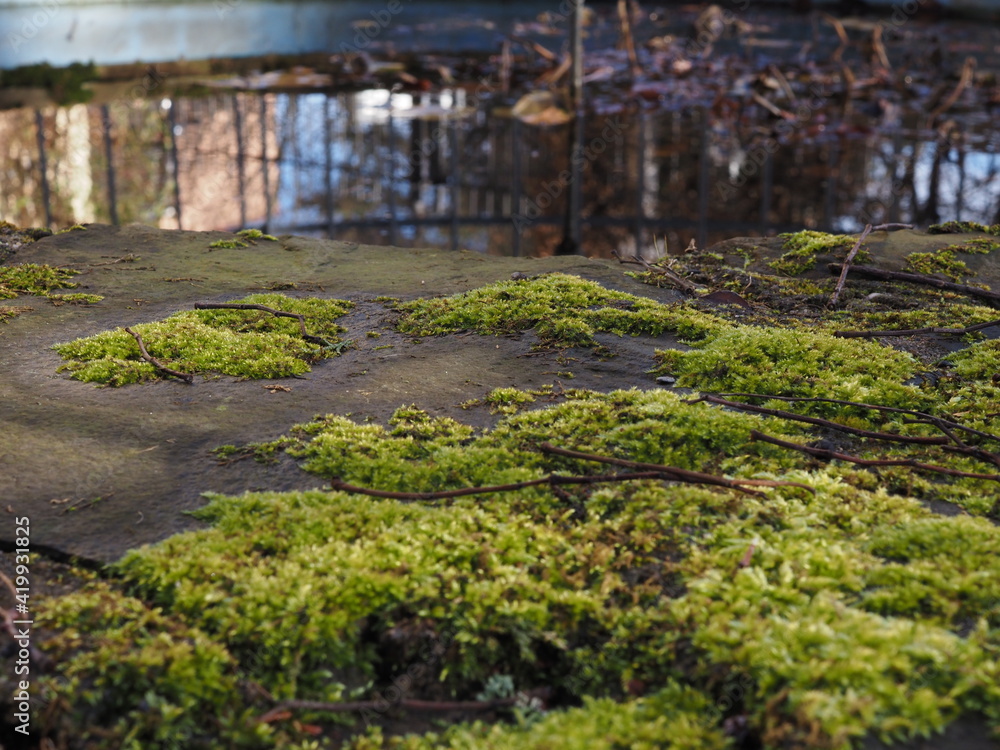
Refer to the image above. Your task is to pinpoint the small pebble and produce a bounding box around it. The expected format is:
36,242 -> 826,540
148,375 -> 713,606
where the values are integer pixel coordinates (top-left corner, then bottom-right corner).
656,375 -> 676,385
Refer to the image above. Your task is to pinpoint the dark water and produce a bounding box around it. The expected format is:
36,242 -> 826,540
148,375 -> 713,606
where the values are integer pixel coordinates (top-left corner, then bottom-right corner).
1,3 -> 998,256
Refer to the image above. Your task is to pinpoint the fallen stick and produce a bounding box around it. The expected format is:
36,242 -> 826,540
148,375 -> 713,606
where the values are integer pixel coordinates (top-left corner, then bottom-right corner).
611,250 -> 699,293
713,391 -> 1000,446
123,327 -> 194,384
330,471 -> 667,501
537,442 -> 816,495
691,395 -> 949,445
258,690 -> 550,725
828,223 -> 873,308
829,223 -> 913,308
193,302 -> 331,345
827,263 -> 1000,305
750,430 -> 1000,481
834,318 -> 1000,339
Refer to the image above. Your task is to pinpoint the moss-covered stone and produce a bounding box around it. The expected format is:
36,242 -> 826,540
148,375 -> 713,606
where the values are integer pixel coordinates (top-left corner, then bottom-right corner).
53,293 -> 353,385
0,263 -> 87,300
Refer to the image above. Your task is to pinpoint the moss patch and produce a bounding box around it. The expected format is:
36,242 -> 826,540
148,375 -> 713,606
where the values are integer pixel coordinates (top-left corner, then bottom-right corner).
397,272 -> 725,350
27,391 -> 1000,748
53,293 -> 353,385
927,221 -> 1000,236
0,263 -> 94,301
769,231 -> 856,276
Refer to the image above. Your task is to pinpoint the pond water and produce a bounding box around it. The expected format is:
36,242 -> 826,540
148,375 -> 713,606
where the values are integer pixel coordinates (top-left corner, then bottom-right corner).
1,2 -> 998,256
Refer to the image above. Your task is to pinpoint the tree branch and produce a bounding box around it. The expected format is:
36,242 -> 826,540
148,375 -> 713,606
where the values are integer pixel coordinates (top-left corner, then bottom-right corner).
691,395 -> 949,445
123,327 -> 194,384
827,263 -> 1000,305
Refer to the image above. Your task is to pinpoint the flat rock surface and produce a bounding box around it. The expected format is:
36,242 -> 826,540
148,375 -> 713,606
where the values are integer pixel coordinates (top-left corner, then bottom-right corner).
1,224 -> 687,563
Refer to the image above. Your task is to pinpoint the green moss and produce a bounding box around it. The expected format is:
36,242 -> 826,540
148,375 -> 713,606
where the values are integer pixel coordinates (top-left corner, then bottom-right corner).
942,238 -> 1000,254
398,273 -> 726,350
56,224 -> 88,233
770,231 -> 855,276
653,324 -> 924,415
53,293 -> 353,385
0,263 -> 81,299
0,305 -> 25,324
904,249 -> 970,281
47,292 -> 103,304
366,682 -> 730,748
483,387 -> 536,414
208,239 -> 249,249
33,583 -> 274,749
927,221 -> 1000,236
236,228 -> 279,242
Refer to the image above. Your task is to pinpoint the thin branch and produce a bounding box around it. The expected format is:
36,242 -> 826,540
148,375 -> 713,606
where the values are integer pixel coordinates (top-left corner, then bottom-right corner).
834,318 -> 1000,339
537,442 -> 816,495
750,430 -> 1000,481
193,302 -> 332,346
828,223 -> 873,308
827,263 -> 1000,306
331,471 -> 668,501
258,691 -> 547,725
611,250 -> 699,293
692,395 -> 949,445
712,392 -> 1000,446
123,327 -> 194,384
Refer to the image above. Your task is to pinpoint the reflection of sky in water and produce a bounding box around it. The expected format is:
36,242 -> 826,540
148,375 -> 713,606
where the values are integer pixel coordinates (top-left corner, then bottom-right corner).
0,1 -> 536,69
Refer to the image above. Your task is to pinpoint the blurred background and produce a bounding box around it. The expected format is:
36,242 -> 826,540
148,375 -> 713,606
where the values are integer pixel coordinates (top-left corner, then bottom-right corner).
1,0 -> 998,256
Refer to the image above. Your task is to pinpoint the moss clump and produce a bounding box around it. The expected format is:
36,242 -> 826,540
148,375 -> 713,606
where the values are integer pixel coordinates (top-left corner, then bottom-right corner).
0,263 -> 87,300
484,386 -> 536,414
904,249 -> 971,281
927,221 -> 1000,236
942,238 -> 1000,254
236,228 -> 279,242
358,682 -> 730,748
653,324 -> 924,414
53,293 -> 353,385
208,238 -> 249,249
46,293 -> 103,305
56,224 -> 87,233
398,273 -> 726,350
30,389 -> 1000,748
770,231 -> 855,276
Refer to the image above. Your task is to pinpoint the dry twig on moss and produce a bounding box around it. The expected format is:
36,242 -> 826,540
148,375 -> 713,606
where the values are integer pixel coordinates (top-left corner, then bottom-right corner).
691,394 -> 948,445
610,249 -> 699,293
750,430 -> 1000,481
330,471 -> 667,501
193,302 -> 331,345
123,327 -> 194,384
537,442 -> 816,495
258,689 -> 551,725
833,318 -> 1000,339
826,263 -> 1000,305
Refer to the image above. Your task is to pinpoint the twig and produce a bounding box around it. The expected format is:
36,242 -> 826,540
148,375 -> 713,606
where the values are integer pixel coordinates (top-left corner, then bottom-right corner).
331,471 -> 669,501
258,691 -> 549,725
826,263 -> 1000,306
828,223 -> 873,308
713,392 -> 1000,446
193,302 -> 332,346
826,223 -> 911,309
123,327 -> 194,384
691,395 -> 949,445
834,317 -> 1000,339
750,430 -> 1000,481
538,442 -> 816,495
611,250 -> 699,293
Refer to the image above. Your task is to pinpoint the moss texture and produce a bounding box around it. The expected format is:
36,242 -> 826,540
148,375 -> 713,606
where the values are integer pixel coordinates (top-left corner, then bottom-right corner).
53,293 -> 353,385
29,392 -> 1000,749
19,238 -> 1000,749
